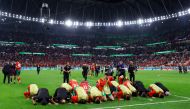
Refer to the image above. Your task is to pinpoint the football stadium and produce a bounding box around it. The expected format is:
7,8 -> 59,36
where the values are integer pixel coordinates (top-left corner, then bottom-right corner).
0,0 -> 190,109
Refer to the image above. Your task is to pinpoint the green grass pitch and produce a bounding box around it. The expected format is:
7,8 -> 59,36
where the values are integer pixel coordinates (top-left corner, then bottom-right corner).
0,70 -> 190,109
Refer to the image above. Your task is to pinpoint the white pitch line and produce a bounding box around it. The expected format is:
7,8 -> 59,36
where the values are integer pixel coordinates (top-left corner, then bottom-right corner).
90,99 -> 190,109
173,95 -> 190,100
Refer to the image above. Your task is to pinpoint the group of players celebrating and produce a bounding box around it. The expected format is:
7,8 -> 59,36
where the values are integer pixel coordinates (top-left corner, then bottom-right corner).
24,73 -> 170,105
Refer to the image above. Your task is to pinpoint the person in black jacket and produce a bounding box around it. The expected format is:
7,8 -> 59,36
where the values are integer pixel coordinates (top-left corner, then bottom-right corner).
95,64 -> 100,77
37,65 -> 41,75
63,62 -> 71,83
10,62 -> 16,84
128,61 -> 136,83
2,63 -> 11,84
32,88 -> 55,105
53,87 -> 71,104
134,81 -> 148,97
82,64 -> 89,81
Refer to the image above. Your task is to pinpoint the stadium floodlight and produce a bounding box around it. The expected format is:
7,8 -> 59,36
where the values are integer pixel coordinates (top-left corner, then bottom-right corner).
56,21 -> 59,24
49,19 -> 54,24
188,8 -> 190,14
19,15 -> 22,19
65,19 -> 73,27
28,17 -> 31,21
8,13 -> 11,17
116,20 -> 123,27
41,18 -> 45,23
178,11 -> 182,16
32,18 -> 35,21
106,22 -> 111,26
5,12 -> 7,16
73,21 -> 79,26
147,18 -> 153,23
137,19 -> 143,24
79,22 -> 83,26
85,21 -> 93,27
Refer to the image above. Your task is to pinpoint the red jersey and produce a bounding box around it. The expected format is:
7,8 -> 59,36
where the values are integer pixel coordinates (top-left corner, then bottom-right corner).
96,78 -> 106,91
91,65 -> 95,71
80,81 -> 91,93
16,62 -> 21,71
69,80 -> 79,89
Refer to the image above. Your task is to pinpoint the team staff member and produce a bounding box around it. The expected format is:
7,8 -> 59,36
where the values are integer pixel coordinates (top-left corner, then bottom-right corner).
128,61 -> 136,82
95,64 -> 100,77
10,62 -> 16,84
117,61 -> 126,78
60,66 -> 63,74
63,62 -> 71,83
2,62 -> 11,84
178,63 -> 182,73
90,63 -> 95,76
82,64 -> 89,81
37,65 -> 40,75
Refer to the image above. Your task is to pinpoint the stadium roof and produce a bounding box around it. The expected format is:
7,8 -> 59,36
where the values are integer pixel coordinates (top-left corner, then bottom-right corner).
0,0 -> 189,22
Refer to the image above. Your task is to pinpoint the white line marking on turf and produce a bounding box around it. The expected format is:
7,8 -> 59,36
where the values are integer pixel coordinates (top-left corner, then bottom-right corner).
173,95 -> 190,100
90,99 -> 190,109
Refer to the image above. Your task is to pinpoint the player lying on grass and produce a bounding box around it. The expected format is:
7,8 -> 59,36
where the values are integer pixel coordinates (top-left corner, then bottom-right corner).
118,76 -> 138,96
133,81 -> 149,97
96,78 -> 114,101
80,81 -> 104,104
69,79 -> 79,89
32,88 -> 56,105
107,76 -> 132,100
24,84 -> 39,99
53,83 -> 73,104
69,80 -> 89,104
148,84 -> 165,98
155,82 -> 170,96
80,81 -> 91,93
53,87 -> 71,104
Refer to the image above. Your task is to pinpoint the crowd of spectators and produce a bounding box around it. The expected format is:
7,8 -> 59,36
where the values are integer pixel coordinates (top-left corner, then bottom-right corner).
0,29 -> 190,67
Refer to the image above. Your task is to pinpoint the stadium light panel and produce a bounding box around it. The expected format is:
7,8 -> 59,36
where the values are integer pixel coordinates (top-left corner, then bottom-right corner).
188,8 -> 190,14
116,20 -> 123,27
5,12 -> 7,16
85,21 -> 93,27
73,21 -> 79,26
35,18 -> 38,22
65,19 -> 73,27
49,19 -> 54,24
137,19 -> 143,24
8,13 -> 11,17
